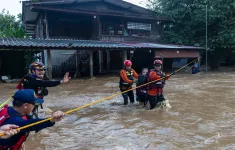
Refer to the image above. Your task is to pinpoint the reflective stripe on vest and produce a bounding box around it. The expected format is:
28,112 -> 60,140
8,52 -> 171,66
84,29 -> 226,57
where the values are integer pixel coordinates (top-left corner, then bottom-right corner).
148,70 -> 165,89
120,70 -> 133,86
155,71 -> 164,86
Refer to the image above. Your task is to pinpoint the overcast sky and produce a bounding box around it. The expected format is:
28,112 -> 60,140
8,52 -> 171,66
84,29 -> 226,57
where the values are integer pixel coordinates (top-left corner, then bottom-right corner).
0,0 -> 147,16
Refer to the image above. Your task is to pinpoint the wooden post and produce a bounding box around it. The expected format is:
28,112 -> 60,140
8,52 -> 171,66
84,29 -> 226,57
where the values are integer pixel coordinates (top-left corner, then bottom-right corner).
36,22 -> 39,38
41,50 -> 45,64
47,49 -> 52,80
75,50 -> 81,78
45,13 -> 49,39
92,15 -> 100,39
39,14 -> 43,38
98,50 -> 103,73
45,13 -> 52,79
106,50 -> 110,70
98,16 -> 101,39
122,50 -> 127,62
39,14 -> 45,64
40,16 -> 45,63
0,55 -> 2,73
89,51 -> 93,78
198,56 -> 201,71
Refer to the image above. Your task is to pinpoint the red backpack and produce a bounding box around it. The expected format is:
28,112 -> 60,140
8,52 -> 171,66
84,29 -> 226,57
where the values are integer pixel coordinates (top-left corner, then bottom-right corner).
16,78 -> 25,90
0,104 -> 10,125
0,104 -> 28,150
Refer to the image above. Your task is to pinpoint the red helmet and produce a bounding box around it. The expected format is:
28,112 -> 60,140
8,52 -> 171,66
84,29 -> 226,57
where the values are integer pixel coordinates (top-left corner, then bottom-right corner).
124,60 -> 132,66
153,60 -> 163,65
30,62 -> 46,71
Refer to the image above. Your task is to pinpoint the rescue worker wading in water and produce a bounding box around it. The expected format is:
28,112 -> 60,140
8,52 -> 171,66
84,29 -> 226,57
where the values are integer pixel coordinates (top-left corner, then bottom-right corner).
119,60 -> 138,105
16,62 -> 70,118
147,60 -> 173,109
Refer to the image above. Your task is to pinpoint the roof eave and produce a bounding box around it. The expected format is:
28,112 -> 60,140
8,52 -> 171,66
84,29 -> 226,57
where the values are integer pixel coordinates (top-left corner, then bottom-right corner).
30,6 -> 169,21
27,0 -> 167,20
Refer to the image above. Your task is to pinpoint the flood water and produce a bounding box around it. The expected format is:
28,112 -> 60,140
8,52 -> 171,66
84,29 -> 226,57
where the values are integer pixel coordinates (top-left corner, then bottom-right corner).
1,71 -> 235,150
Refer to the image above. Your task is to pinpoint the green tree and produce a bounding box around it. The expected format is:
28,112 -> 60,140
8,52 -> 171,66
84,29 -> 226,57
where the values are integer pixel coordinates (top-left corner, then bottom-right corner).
0,9 -> 25,38
0,10 -> 39,77
146,0 -> 235,69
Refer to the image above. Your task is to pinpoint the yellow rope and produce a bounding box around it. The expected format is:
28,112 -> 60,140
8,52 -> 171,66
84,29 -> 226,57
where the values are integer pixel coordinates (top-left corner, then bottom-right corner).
0,97 -> 12,109
0,58 -> 199,137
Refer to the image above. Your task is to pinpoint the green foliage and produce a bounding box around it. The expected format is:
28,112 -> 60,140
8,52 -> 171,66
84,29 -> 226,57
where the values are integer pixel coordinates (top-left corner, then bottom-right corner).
146,0 -> 235,68
0,10 -> 39,76
0,9 -> 25,38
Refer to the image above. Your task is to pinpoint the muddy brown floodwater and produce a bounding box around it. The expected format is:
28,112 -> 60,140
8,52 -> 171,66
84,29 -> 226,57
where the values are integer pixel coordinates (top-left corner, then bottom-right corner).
1,72 -> 235,150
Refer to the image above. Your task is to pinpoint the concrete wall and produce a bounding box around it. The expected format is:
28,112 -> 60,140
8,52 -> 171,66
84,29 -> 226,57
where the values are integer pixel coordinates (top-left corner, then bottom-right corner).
43,50 -> 76,67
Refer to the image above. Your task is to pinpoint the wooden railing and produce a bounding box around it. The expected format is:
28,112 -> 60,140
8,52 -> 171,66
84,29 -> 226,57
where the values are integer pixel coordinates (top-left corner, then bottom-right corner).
52,50 -> 89,77
99,35 -> 159,42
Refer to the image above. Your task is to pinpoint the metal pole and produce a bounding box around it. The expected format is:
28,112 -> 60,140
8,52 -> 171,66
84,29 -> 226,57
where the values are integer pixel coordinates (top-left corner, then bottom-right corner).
206,4 -> 208,72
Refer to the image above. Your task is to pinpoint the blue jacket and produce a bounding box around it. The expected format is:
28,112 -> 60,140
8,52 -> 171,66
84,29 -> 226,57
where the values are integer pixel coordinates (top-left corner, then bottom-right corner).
0,107 -> 55,147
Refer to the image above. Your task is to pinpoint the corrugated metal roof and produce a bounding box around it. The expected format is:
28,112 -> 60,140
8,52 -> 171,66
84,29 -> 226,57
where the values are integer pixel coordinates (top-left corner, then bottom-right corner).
155,50 -> 200,58
0,38 -> 205,50
122,42 -> 204,50
0,38 -> 132,49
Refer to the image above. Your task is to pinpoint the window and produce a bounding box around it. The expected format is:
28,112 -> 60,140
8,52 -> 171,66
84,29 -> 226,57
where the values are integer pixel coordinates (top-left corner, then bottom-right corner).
101,22 -> 124,36
127,22 -> 151,31
127,22 -> 151,37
